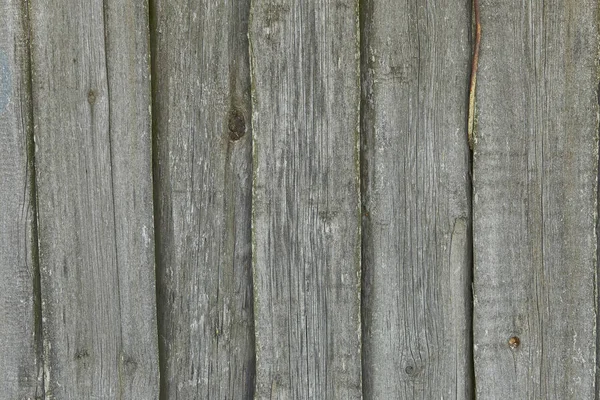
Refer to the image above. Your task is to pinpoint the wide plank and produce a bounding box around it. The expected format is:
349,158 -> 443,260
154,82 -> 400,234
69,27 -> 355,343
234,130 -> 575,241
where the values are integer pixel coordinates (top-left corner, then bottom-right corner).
249,1 -> 362,398
0,2 -> 43,398
30,0 -> 159,397
472,2 -> 598,398
360,0 -> 473,398
151,0 -> 255,397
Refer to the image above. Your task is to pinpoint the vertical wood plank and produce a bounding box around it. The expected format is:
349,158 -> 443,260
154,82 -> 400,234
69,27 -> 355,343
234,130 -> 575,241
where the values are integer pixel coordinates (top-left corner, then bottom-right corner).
151,0 -> 255,397
104,0 -> 159,397
360,0 -> 472,398
473,2 -> 598,398
30,0 -> 159,397
249,1 -> 362,398
0,1 -> 43,398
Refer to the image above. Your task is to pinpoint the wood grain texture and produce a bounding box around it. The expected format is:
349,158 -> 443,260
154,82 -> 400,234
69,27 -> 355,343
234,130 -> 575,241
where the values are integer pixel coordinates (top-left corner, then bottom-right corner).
472,1 -> 598,398
103,0 -> 160,397
249,1 -> 362,398
360,0 -> 472,398
0,1 -> 43,398
151,0 -> 255,397
30,0 -> 158,397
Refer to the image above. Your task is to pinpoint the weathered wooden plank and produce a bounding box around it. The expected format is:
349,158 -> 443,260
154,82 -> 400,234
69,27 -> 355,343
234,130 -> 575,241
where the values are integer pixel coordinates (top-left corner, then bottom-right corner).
103,1 -> 160,398
151,0 -> 255,397
0,2 -> 43,398
473,2 -> 598,398
360,0 -> 472,398
249,1 -> 362,398
30,0 -> 159,397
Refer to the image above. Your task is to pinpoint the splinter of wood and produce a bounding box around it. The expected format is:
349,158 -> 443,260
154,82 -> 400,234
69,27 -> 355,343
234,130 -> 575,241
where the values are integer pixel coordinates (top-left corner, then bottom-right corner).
468,0 -> 481,150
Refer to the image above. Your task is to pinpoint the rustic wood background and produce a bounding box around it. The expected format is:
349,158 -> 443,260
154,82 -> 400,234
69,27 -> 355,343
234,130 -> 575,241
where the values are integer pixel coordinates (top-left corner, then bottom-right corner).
0,0 -> 597,399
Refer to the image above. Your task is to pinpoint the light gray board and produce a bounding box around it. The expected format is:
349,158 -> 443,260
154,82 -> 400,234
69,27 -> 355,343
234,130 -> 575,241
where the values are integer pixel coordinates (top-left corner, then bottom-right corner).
104,0 -> 160,397
472,1 -> 598,399
249,1 -> 362,398
0,1 -> 43,398
360,0 -> 472,398
29,0 -> 159,397
151,0 -> 255,397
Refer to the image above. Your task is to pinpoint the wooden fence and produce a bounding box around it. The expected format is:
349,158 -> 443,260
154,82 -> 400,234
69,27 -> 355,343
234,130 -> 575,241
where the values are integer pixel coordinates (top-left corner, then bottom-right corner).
1,0 -> 598,398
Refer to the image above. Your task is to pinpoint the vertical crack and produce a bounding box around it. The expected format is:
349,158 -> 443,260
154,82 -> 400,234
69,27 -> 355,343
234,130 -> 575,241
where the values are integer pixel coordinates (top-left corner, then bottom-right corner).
468,0 -> 477,397
23,0 -> 45,397
147,0 -> 167,398
595,79 -> 600,400
100,1 -> 127,396
358,0 -> 374,397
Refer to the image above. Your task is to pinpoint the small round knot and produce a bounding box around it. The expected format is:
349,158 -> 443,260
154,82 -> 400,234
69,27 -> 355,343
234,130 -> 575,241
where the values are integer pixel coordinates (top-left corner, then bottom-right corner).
87,89 -> 97,105
228,109 -> 246,141
75,349 -> 89,360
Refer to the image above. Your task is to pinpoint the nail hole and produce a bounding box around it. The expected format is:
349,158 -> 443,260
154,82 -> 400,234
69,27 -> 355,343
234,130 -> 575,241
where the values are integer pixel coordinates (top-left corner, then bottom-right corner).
508,336 -> 520,349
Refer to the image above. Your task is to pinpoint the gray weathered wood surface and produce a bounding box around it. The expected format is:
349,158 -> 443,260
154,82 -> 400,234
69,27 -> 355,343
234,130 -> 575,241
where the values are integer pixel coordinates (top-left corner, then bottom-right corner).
360,0 -> 473,398
103,0 -> 160,397
0,1 -> 43,397
2,2 -> 600,399
29,0 -> 158,397
249,1 -> 362,398
472,1 -> 598,398
151,0 -> 255,397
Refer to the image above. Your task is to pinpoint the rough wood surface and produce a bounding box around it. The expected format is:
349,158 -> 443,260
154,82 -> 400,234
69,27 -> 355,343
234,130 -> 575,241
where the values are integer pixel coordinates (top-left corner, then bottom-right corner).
360,0 -> 473,398
0,1 -> 43,398
3,2 -> 600,398
30,0 -> 159,397
103,0 -> 160,397
151,0 -> 255,397
472,1 -> 598,398
249,1 -> 362,398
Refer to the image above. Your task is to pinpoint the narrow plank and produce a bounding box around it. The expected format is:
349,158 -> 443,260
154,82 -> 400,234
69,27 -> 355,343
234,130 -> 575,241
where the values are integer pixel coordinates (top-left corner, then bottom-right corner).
151,0 -> 255,397
473,2 -> 598,398
249,1 -> 362,398
103,0 -> 160,397
30,0 -> 159,397
0,1 -> 43,398
360,0 -> 472,398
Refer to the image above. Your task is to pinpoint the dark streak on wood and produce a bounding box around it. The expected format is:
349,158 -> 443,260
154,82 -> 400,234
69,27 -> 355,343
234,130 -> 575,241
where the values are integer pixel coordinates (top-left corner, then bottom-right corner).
597,78 -> 600,400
